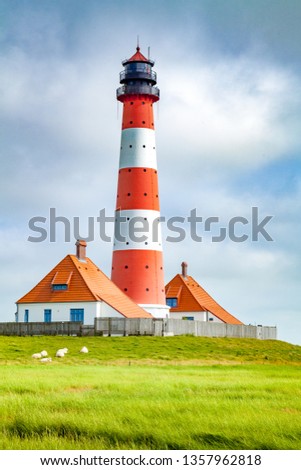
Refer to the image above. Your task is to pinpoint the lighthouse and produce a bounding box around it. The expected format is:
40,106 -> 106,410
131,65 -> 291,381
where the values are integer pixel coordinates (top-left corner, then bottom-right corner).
111,46 -> 169,318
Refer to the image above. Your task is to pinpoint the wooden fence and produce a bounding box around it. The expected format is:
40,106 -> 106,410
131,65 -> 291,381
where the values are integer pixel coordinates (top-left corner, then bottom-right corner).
0,322 -> 89,336
0,319 -> 277,340
94,318 -> 277,340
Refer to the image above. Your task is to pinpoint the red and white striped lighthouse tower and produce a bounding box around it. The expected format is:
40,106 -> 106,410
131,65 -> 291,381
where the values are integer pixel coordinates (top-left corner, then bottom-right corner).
111,46 -> 169,318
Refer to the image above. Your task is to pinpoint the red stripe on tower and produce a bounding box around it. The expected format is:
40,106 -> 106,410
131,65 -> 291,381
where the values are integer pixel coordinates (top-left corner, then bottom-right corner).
111,46 -> 169,318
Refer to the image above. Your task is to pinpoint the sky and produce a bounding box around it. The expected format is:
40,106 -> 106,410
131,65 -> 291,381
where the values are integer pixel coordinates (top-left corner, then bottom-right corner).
0,0 -> 300,345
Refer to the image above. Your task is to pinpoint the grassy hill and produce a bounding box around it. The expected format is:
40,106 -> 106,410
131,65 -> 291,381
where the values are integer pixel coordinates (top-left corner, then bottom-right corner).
1,335 -> 301,450
0,335 -> 301,365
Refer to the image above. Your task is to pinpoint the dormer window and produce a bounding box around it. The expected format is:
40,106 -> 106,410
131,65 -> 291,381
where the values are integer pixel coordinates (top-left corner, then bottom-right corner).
51,271 -> 72,291
166,297 -> 178,308
52,284 -> 68,291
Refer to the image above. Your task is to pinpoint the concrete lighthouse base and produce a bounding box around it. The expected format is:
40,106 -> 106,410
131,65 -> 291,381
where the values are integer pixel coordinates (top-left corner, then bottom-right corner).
139,303 -> 170,319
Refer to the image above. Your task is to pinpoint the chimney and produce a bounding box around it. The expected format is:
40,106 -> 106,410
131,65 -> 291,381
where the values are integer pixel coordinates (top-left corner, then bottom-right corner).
181,261 -> 188,278
76,240 -> 87,260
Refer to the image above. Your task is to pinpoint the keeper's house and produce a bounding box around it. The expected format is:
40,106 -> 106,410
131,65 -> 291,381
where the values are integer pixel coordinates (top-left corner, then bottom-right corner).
16,240 -> 151,324
165,262 -> 243,324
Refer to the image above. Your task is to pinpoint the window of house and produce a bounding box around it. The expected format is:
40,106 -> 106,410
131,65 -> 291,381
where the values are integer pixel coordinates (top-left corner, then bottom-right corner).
70,308 -> 84,323
52,284 -> 68,291
166,298 -> 178,307
182,316 -> 194,321
44,309 -> 52,323
24,309 -> 29,323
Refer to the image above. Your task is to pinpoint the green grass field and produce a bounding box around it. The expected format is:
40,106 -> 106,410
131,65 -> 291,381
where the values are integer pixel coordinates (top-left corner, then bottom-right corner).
0,336 -> 301,450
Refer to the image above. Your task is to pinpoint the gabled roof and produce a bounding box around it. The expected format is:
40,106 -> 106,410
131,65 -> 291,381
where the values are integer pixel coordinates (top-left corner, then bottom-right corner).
17,254 -> 152,319
165,274 -> 243,324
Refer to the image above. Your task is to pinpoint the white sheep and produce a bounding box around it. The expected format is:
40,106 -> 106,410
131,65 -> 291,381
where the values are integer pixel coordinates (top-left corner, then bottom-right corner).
55,347 -> 69,358
56,349 -> 65,358
40,350 -> 48,357
80,346 -> 88,353
40,357 -> 52,363
32,353 -> 42,359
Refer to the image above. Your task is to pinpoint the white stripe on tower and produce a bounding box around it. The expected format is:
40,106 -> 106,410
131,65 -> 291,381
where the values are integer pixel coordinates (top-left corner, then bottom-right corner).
119,128 -> 157,170
111,46 -> 169,318
113,209 -> 163,251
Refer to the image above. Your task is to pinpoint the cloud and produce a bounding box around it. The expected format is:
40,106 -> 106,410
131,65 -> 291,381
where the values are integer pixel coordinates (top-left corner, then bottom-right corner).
158,55 -> 301,174
0,40 -> 120,223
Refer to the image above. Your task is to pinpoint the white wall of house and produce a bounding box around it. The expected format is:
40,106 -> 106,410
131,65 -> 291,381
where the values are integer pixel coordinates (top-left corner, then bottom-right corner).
17,300 -> 124,325
98,302 -> 124,319
170,311 -> 223,322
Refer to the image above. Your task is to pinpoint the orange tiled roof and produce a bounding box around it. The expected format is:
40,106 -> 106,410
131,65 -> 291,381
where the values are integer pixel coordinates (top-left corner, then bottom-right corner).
165,274 -> 243,324
51,271 -> 73,285
17,255 -> 152,319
